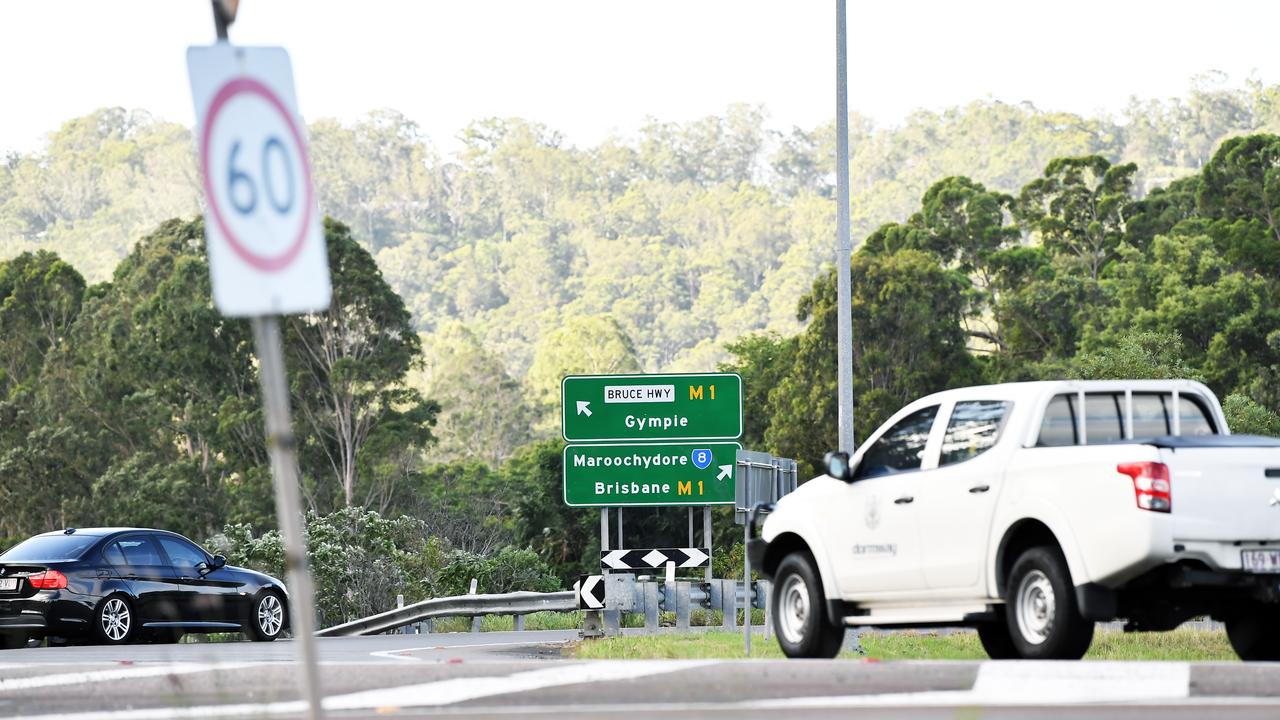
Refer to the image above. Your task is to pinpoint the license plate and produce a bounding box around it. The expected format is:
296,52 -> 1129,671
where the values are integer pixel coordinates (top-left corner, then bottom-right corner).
0,579 -> 17,591
1242,549 -> 1280,573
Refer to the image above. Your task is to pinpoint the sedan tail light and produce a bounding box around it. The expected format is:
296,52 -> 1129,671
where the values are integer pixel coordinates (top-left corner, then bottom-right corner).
1117,462 -> 1172,513
27,570 -> 68,590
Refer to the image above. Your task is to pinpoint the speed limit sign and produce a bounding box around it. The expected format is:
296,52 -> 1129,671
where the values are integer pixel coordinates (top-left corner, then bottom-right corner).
187,45 -> 331,316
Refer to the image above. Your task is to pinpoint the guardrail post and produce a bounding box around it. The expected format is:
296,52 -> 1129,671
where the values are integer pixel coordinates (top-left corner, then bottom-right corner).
423,618 -> 434,634
727,573 -> 737,625
468,578 -> 481,633
676,581 -> 691,631
514,614 -> 525,632
396,594 -> 405,635
644,580 -> 659,632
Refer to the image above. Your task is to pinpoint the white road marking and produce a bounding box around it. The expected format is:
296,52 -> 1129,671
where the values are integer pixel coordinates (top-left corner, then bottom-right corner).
329,659 -> 715,708
14,660 -> 717,719
368,639 -> 571,661
0,662 -> 261,692
737,660 -> 1191,708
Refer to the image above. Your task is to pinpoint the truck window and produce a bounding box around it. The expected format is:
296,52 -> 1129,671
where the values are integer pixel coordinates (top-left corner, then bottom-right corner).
1131,393 -> 1169,436
1132,392 -> 1218,436
1037,394 -> 1077,446
1178,396 -> 1216,435
855,405 -> 938,479
940,401 -> 1010,466
1085,393 -> 1124,444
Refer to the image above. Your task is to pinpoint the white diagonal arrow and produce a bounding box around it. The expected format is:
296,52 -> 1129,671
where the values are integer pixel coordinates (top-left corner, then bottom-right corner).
576,400 -> 592,417
680,548 -> 709,568
602,550 -> 629,569
716,464 -> 733,481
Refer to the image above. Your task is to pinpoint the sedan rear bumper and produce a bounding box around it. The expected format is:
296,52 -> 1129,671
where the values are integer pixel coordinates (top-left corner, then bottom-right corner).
0,593 -> 94,638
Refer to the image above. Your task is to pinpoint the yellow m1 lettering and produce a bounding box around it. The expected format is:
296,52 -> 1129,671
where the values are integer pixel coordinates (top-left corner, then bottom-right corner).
689,385 -> 703,400
678,480 -> 692,495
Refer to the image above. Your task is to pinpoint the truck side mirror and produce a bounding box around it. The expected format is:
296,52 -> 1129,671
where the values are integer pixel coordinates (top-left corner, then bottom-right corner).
824,451 -> 856,483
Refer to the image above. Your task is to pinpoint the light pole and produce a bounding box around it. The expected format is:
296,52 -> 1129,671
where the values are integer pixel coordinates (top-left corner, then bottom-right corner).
835,0 -> 855,453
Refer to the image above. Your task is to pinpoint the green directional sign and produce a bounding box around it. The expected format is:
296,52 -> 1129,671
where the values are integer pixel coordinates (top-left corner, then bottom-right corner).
563,442 -> 740,507
561,373 -> 742,442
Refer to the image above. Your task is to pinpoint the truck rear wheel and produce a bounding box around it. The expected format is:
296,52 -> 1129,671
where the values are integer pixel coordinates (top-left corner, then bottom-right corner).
1005,547 -> 1093,660
772,552 -> 844,658
1226,608 -> 1280,661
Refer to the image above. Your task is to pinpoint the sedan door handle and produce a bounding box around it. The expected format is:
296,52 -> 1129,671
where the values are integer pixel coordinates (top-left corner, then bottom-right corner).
894,496 -> 914,505
969,485 -> 991,494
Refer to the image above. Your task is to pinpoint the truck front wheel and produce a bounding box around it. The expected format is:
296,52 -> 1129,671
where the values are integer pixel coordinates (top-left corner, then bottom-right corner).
772,552 -> 844,658
1226,608 -> 1280,661
1005,547 -> 1093,660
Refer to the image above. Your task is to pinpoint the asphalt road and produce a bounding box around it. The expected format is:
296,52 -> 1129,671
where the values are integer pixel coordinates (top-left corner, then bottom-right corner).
1,631 -> 1278,719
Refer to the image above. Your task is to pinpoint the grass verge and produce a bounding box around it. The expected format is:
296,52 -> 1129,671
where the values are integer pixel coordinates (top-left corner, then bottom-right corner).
570,628 -> 1238,661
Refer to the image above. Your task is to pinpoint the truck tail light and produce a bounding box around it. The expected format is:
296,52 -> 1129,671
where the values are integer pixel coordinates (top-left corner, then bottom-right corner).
1117,462 -> 1172,513
27,570 -> 68,590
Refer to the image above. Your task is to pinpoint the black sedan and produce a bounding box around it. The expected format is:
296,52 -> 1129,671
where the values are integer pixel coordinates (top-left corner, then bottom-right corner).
0,528 -> 288,648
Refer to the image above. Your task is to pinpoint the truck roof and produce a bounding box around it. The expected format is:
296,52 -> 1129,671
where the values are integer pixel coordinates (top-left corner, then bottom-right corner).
912,379 -> 1216,406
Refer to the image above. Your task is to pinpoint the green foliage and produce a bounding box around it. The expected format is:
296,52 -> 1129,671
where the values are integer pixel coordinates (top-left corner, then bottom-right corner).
1066,331 -> 1203,382
210,507 -> 557,628
286,218 -> 439,512
508,439 -> 598,584
1222,394 -> 1280,437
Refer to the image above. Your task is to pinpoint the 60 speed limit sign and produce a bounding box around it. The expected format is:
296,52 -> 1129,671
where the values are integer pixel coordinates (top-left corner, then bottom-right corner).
187,45 -> 331,316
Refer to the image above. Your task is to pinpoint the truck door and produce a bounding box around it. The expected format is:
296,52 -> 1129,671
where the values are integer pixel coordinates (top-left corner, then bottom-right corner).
820,404 -> 939,596
915,400 -> 1012,592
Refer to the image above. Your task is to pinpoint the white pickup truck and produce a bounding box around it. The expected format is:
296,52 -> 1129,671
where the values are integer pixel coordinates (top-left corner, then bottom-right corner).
747,380 -> 1280,660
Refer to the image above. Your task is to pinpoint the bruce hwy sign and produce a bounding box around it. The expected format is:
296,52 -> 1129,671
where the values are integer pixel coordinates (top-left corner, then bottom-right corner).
562,373 -> 742,442
563,442 -> 740,507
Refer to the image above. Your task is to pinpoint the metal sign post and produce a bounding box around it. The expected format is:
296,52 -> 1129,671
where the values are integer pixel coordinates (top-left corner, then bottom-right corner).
190,5 -> 327,717
252,316 -> 324,718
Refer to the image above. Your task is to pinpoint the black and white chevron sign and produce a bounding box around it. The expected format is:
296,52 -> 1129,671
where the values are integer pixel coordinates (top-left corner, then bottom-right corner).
575,574 -> 606,609
600,547 -> 710,571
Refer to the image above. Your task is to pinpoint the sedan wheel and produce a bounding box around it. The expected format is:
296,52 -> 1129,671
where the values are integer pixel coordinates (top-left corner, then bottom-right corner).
95,596 -> 134,645
248,593 -> 286,642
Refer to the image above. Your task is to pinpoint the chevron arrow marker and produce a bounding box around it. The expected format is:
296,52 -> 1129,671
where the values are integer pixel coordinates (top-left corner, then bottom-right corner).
602,550 -> 629,569
680,548 -> 709,568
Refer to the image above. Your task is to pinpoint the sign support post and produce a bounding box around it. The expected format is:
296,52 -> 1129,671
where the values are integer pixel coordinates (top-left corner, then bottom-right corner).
252,316 -> 324,719
704,507 -> 713,583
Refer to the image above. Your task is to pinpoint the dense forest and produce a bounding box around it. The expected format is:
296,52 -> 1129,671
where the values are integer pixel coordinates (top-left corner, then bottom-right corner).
4,77 -> 1280,618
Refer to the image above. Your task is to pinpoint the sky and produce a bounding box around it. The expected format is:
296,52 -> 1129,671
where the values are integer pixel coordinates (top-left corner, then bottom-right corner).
3,0 -> 1279,156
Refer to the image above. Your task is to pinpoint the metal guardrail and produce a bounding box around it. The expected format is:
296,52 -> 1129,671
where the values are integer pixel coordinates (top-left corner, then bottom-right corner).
316,590 -> 577,637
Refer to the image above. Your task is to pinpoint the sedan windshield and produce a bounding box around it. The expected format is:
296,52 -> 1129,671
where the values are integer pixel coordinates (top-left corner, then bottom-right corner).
1,534 -> 99,562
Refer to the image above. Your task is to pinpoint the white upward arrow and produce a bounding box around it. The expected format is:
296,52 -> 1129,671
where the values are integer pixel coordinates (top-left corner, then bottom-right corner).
602,550 -> 628,569
681,548 -> 709,567
576,400 -> 592,417
716,464 -> 733,481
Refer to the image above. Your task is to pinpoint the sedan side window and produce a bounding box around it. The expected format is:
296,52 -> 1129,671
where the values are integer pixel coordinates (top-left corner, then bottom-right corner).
102,542 -> 127,566
116,537 -> 163,566
854,405 -> 939,479
940,401 -> 1011,466
157,537 -> 209,574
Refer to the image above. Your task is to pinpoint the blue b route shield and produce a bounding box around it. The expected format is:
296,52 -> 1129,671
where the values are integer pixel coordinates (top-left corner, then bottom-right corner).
691,448 -> 713,470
